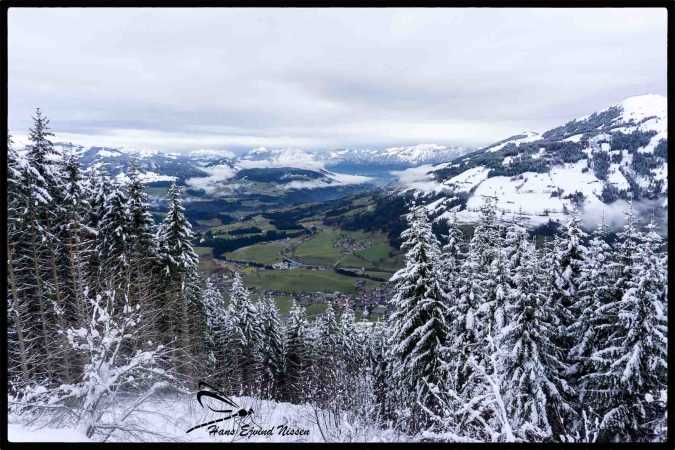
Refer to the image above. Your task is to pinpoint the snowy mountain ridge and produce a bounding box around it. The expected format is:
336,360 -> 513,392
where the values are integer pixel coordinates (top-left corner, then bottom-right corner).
396,94 -> 668,230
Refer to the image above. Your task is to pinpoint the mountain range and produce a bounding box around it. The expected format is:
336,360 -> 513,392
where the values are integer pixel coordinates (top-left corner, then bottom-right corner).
43,94 -> 667,230
394,94 -> 667,230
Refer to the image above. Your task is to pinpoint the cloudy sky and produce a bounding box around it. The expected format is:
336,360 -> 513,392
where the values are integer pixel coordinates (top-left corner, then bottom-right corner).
8,7 -> 667,152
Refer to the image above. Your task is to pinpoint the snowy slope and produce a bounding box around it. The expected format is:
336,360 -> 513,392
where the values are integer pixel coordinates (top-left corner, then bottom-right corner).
485,131 -> 541,153
8,393 -> 408,443
396,94 -> 668,229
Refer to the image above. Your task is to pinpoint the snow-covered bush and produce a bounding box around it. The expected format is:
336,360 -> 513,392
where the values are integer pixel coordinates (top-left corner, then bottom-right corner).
9,288 -> 173,439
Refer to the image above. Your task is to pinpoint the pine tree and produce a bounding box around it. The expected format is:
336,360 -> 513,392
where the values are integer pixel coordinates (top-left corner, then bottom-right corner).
225,272 -> 262,396
86,166 -> 112,231
60,151 -> 91,291
25,108 -> 61,205
550,213 -> 588,355
7,135 -> 40,386
201,276 -> 229,379
569,219 -> 616,415
284,301 -> 310,403
387,205 -> 451,433
96,182 -> 131,271
451,199 -> 501,393
22,109 -> 67,381
369,321 -> 394,424
126,160 -> 157,265
258,295 -> 286,400
501,237 -> 571,441
582,221 -> 667,442
312,303 -> 341,406
156,182 -> 201,374
157,183 -> 199,278
440,214 -> 465,295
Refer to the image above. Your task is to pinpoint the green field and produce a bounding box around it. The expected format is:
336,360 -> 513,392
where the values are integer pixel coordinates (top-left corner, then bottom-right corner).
293,227 -> 403,271
196,218 -> 222,227
293,228 -> 343,266
194,246 -> 213,257
306,303 -> 329,317
356,242 -> 390,263
225,241 -> 287,265
338,253 -> 370,268
272,295 -> 293,316
211,214 -> 275,236
244,268 -> 380,294
364,270 -> 394,280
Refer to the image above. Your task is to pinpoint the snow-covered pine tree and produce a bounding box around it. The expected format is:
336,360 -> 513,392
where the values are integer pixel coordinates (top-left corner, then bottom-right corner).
450,198 -> 501,395
387,205 -> 451,434
7,135 -> 42,387
582,220 -> 667,442
156,182 -> 201,374
224,272 -> 262,396
126,160 -> 158,266
337,301 -> 368,414
312,303 -> 341,407
83,167 -> 112,291
440,213 -> 465,284
284,300 -> 310,403
60,150 -> 93,310
569,217 -> 616,429
483,207 -> 508,345
500,235 -> 572,441
86,166 -> 112,231
156,183 -> 199,278
369,321 -> 394,424
123,160 -> 164,346
258,295 -> 286,400
611,205 -> 641,305
550,212 -> 588,356
201,276 -> 229,380
25,108 -> 62,205
96,181 -> 132,271
22,108 -> 69,381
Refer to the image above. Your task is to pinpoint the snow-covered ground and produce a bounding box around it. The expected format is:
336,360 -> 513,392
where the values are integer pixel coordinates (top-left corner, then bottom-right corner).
486,131 -> 541,153
8,393 -> 406,443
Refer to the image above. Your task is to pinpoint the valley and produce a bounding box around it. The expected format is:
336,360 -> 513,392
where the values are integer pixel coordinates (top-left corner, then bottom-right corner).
38,94 -> 668,323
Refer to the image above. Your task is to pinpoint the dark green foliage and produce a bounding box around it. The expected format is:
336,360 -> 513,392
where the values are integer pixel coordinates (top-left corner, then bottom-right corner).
542,107 -> 621,141
564,191 -> 585,207
610,130 -> 657,153
227,226 -> 263,236
592,151 -> 611,180
653,139 -> 667,160
203,229 -> 308,257
631,151 -> 660,176
547,141 -> 586,164
601,183 -> 621,204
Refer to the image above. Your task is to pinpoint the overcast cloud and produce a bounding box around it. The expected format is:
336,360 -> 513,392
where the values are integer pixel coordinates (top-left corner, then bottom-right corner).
8,7 -> 667,152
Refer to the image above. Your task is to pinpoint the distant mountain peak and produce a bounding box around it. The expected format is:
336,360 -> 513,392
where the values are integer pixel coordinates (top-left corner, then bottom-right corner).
396,95 -> 668,230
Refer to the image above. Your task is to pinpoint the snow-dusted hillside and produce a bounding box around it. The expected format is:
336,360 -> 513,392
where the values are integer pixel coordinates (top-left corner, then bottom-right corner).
395,94 -> 668,229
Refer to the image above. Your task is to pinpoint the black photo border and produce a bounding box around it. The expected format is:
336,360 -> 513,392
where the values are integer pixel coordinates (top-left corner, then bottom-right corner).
0,1 -> 672,448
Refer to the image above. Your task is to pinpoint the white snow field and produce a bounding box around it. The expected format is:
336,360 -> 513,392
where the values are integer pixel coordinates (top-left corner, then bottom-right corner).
8,393 -> 408,443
